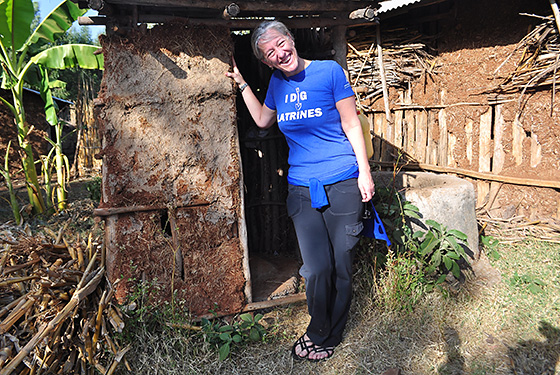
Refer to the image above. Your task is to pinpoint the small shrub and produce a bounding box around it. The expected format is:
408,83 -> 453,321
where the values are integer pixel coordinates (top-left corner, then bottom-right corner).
201,313 -> 267,360
416,220 -> 469,282
357,183 -> 470,313
86,177 -> 102,202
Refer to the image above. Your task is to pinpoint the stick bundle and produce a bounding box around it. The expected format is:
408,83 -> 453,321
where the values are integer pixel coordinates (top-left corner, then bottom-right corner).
478,214 -> 560,244
0,224 -> 129,375
347,28 -> 438,108
496,17 -> 560,94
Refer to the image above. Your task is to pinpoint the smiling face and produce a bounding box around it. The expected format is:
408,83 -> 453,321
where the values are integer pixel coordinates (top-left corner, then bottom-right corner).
258,30 -> 303,76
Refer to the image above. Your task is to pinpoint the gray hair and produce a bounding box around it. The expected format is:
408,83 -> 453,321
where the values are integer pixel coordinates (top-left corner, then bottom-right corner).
251,20 -> 294,61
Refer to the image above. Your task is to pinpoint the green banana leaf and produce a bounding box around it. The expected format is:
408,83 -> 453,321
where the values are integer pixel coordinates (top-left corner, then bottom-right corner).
0,0 -> 35,51
31,44 -> 103,70
38,65 -> 58,126
26,0 -> 87,53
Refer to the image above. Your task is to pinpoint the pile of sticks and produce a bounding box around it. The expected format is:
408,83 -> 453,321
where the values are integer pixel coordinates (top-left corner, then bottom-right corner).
0,225 -> 129,374
347,31 -> 438,107
478,215 -> 560,244
495,17 -> 560,94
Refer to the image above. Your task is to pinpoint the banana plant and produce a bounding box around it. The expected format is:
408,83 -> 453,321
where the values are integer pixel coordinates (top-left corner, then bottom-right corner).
0,0 -> 103,215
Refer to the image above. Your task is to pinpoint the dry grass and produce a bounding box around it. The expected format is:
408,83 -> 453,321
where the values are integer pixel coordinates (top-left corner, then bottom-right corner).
115,237 -> 560,375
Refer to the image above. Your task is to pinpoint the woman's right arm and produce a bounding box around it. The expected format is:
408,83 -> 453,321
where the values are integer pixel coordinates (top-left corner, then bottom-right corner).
226,57 -> 277,129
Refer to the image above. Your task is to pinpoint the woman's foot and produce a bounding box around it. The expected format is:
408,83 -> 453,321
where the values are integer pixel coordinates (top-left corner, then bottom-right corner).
292,334 -> 314,360
307,345 -> 335,361
291,334 -> 335,361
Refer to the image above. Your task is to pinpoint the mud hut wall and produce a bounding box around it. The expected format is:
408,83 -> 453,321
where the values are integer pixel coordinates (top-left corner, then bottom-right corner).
95,24 -> 250,316
360,0 -> 560,220
364,95 -> 560,219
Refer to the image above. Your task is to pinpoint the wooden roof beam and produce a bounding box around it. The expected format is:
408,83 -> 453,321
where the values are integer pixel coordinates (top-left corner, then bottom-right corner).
79,14 -> 380,28
74,0 -> 380,14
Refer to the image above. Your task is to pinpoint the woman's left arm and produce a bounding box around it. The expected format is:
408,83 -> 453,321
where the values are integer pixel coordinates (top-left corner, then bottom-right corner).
337,96 -> 375,202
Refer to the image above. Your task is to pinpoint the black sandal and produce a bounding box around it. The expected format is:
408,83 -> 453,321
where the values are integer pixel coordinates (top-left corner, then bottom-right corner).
307,345 -> 335,361
291,334 -> 315,360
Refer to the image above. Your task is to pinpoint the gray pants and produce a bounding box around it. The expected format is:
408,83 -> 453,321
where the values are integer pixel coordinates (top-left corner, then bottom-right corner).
286,178 -> 364,347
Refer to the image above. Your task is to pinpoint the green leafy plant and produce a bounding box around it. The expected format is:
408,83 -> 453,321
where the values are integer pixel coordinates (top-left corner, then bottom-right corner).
86,176 -> 102,202
481,234 -> 501,260
0,0 -> 103,214
416,219 -> 469,282
507,271 -> 546,295
357,179 -> 472,312
201,313 -> 267,361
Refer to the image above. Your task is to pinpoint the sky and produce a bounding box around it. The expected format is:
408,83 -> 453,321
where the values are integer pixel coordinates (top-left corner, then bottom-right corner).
37,0 -> 105,39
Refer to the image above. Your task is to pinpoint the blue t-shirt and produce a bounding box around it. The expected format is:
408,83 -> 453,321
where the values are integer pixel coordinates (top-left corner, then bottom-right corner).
264,60 -> 357,187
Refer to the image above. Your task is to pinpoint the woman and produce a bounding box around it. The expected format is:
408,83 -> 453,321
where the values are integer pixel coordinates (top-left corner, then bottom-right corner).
226,20 -> 374,361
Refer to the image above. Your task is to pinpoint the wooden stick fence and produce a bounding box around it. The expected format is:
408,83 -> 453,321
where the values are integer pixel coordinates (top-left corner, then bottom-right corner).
362,98 -> 557,209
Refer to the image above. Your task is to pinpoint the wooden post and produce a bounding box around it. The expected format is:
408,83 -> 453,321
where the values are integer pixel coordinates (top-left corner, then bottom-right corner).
376,24 -> 391,122
332,25 -> 348,75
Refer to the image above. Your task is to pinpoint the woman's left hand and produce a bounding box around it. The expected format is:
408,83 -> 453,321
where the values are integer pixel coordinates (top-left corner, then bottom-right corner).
358,171 -> 375,202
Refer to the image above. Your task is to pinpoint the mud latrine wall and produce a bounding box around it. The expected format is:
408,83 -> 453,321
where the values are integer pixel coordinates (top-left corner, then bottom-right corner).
95,24 -> 249,316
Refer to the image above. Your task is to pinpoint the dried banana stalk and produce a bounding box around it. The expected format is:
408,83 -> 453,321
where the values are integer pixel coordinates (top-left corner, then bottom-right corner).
0,226 -> 128,374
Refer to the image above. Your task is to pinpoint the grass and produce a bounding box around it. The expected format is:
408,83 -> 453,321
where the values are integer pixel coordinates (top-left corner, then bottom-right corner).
116,238 -> 560,375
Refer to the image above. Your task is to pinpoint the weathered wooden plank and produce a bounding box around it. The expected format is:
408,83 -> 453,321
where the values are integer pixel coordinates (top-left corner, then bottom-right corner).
381,113 -> 389,161
415,110 -> 428,163
493,105 -> 505,174
405,109 -> 415,159
478,108 -> 493,173
372,113 -> 382,162
465,118 -> 473,164
394,109 -> 403,149
487,105 -> 505,210
448,133 -> 456,167
512,113 -> 524,166
478,108 -> 493,207
531,132 -> 543,167
438,109 -> 448,166
426,110 -> 437,164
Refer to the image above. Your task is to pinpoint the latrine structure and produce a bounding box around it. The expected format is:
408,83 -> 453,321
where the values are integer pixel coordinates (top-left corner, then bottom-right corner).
79,0 -> 560,317
79,0 -> 382,317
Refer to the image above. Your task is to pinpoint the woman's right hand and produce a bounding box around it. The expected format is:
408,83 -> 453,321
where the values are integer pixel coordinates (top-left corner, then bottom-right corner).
225,56 -> 245,85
